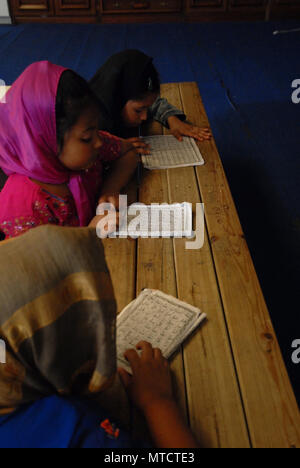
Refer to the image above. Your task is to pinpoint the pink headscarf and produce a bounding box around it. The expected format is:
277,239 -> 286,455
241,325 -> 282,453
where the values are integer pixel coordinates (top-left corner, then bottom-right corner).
0,61 -> 93,226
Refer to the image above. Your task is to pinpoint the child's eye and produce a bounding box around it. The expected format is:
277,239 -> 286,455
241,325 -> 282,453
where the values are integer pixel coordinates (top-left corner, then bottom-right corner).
81,138 -> 92,144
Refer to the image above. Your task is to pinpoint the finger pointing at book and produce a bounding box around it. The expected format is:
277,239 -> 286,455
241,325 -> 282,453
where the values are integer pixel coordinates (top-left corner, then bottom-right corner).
126,137 -> 151,155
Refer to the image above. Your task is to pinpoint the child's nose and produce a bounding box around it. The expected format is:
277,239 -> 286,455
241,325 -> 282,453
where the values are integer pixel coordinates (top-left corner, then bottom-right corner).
94,133 -> 103,150
140,110 -> 148,121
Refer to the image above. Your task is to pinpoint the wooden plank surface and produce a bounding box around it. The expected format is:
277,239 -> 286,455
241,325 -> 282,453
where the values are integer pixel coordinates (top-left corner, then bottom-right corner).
101,182 -> 138,430
161,83 -> 250,448
134,119 -> 188,442
102,181 -> 137,314
173,82 -> 300,448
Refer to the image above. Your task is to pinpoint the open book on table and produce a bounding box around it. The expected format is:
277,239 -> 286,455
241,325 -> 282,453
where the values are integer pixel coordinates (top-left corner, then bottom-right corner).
141,135 -> 205,170
117,289 -> 207,374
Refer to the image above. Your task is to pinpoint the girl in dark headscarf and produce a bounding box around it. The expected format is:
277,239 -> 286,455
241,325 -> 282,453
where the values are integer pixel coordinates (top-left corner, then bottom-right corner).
89,50 -> 211,154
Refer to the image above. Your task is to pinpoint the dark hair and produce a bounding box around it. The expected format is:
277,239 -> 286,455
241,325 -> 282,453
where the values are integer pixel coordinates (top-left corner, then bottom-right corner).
128,63 -> 160,102
56,70 -> 101,151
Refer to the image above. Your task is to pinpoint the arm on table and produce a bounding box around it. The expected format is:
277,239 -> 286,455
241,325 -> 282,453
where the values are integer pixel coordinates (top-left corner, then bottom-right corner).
118,341 -> 198,449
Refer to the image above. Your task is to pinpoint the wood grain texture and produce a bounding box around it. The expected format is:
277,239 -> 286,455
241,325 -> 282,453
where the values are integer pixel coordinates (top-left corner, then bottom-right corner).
102,181 -> 137,315
135,119 -> 188,440
161,83 -> 250,448
176,81 -> 300,448
101,181 -> 138,431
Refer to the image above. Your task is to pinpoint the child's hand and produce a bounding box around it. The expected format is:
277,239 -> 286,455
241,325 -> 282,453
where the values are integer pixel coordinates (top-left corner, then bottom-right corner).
89,211 -> 119,237
119,341 -> 198,448
98,193 -> 120,210
118,341 -> 174,413
124,137 -> 151,156
168,116 -> 212,142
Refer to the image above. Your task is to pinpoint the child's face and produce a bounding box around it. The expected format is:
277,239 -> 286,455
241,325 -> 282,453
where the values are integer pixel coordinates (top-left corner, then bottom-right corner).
121,93 -> 158,128
58,105 -> 103,171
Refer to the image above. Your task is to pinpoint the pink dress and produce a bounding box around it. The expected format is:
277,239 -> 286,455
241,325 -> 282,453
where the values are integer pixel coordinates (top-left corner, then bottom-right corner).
0,131 -> 122,239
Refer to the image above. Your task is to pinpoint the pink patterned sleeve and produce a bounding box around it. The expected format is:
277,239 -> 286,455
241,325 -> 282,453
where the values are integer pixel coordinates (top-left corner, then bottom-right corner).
0,215 -> 44,239
98,131 -> 122,162
0,191 -> 79,239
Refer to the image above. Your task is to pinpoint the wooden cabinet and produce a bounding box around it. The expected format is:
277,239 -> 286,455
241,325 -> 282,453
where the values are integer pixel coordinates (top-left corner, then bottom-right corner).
8,0 -> 300,22
274,0 -> 300,3
100,0 -> 183,22
10,0 -> 96,18
229,0 -> 265,5
186,0 -> 227,17
184,1 -> 227,23
188,0 -> 225,7
187,0 -> 266,17
10,0 -> 54,17
102,1 -> 182,12
228,0 -> 267,15
270,0 -> 300,19
55,0 -> 96,16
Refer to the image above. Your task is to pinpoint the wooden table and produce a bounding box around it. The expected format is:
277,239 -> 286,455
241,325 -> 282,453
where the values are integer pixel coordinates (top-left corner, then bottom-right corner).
1,83 -> 299,447
103,82 -> 300,448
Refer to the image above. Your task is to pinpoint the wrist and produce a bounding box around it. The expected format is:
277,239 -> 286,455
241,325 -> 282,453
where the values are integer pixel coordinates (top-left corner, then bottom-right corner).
167,115 -> 179,128
121,139 -> 134,155
142,397 -> 198,448
142,396 -> 178,419
99,189 -> 119,198
99,184 -> 121,198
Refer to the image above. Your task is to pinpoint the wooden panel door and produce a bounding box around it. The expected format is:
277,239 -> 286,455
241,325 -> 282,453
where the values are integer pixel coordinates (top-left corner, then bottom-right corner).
274,0 -> 300,4
101,0 -> 182,13
228,0 -> 266,12
269,0 -> 300,19
187,0 -> 227,12
229,0 -> 265,5
10,0 -> 54,16
188,0 -> 225,7
54,0 -> 97,15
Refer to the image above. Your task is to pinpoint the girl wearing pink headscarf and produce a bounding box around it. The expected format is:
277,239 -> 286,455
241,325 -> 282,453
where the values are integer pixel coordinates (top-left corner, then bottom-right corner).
0,61 -> 138,239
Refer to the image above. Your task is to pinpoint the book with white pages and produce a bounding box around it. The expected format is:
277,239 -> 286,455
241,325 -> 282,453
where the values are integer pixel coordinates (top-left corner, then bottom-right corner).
117,289 -> 207,374
141,135 -> 205,170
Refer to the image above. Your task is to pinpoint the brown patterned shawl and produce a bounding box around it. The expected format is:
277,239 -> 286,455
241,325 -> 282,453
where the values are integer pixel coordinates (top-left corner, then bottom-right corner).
0,225 -> 117,415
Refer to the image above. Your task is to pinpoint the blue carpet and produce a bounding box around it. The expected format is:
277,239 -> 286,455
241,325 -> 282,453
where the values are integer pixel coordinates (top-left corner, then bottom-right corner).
0,21 -> 299,405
